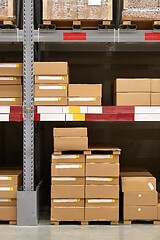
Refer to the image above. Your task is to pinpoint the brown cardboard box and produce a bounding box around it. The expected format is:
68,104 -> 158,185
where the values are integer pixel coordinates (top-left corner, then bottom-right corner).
124,206 -> 158,220
0,85 -> 22,97
85,206 -> 119,221
0,76 -> 22,85
158,198 -> 160,220
0,170 -> 22,186
85,199 -> 119,207
51,207 -> 84,221
69,84 -> 102,97
68,97 -> 102,106
121,171 -> 152,177
124,192 -> 158,206
35,84 -> 67,97
0,198 -> 16,206
86,154 -> 119,163
51,199 -> 84,207
0,185 -> 18,199
34,97 -> 67,106
86,177 -> 119,185
51,185 -> 84,199
0,206 -> 16,221
34,62 -> 68,76
51,154 -> 85,163
51,177 -> 85,185
151,79 -> 160,93
86,163 -> 119,177
115,93 -> 150,106
0,98 -> 22,106
35,75 -> 69,84
115,79 -> 151,92
151,93 -> 160,105
0,63 -> 23,76
85,185 -> 119,199
54,137 -> 88,151
54,128 -> 87,137
51,162 -> 85,177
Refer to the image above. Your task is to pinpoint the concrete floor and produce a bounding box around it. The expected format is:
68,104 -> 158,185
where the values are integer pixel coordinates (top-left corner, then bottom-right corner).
0,221 -> 160,240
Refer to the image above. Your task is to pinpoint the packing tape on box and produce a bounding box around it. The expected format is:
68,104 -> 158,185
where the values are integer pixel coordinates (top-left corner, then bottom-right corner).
52,155 -> 80,159
39,86 -> 66,90
0,198 -> 11,202
38,76 -> 65,81
0,177 -> 12,181
148,182 -> 154,190
53,199 -> 81,203
86,155 -> 113,159
55,164 -> 83,169
88,199 -> 115,203
86,177 -> 113,182
52,177 -> 76,181
0,187 -> 13,191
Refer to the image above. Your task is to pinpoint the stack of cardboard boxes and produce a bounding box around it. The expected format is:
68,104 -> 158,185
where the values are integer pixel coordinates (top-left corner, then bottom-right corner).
0,170 -> 22,223
121,171 -> 158,224
0,63 -> 23,106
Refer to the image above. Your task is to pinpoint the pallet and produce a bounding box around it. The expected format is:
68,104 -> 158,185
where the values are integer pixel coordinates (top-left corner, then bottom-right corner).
124,220 -> 160,225
0,19 -> 16,29
40,20 -> 114,30
51,220 -> 119,225
0,220 -> 17,225
54,150 -> 88,155
120,20 -> 160,30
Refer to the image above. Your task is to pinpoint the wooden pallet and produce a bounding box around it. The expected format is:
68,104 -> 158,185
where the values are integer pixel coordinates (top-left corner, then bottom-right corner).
124,220 -> 160,225
0,220 -> 17,225
121,20 -> 160,30
51,220 -> 119,225
54,150 -> 88,155
42,20 -> 113,30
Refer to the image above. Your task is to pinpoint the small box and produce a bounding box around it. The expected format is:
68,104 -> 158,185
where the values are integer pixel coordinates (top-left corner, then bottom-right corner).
34,62 -> 68,76
35,84 -> 67,97
86,154 -> 119,163
51,177 -> 85,185
51,162 -> 85,177
124,206 -> 158,221
86,177 -> 119,185
151,79 -> 160,93
69,84 -> 102,97
54,137 -> 88,151
85,206 -> 119,221
0,85 -> 22,97
86,163 -> 119,177
0,170 -> 22,186
0,63 -> 23,76
85,185 -> 119,199
34,97 -> 67,106
115,93 -> 150,106
115,79 -> 151,92
51,154 -> 85,163
0,98 -> 22,106
151,93 -> 160,105
124,192 -> 158,206
51,198 -> 84,207
35,75 -> 69,84
51,185 -> 84,199
0,206 -> 16,221
51,207 -> 84,221
0,77 -> 22,85
54,128 -> 87,137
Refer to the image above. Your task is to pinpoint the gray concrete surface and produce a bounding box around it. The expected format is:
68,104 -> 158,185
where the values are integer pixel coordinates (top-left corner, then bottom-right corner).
0,221 -> 160,240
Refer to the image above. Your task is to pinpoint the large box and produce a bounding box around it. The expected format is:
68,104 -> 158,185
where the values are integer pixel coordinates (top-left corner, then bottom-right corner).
0,98 -> 22,106
115,79 -> 150,92
86,163 -> 119,177
0,206 -> 16,221
124,206 -> 157,221
34,62 -> 68,76
51,162 -> 85,177
69,84 -> 102,97
35,84 -> 67,97
124,192 -> 158,206
85,206 -> 119,221
54,137 -> 88,151
54,128 -> 87,137
151,79 -> 160,93
51,207 -> 84,221
51,177 -> 85,185
35,75 -> 69,84
51,199 -> 84,207
86,154 -> 119,163
86,177 -> 119,185
0,63 -> 23,76
85,185 -> 119,199
0,85 -> 22,97
0,170 -> 22,186
51,185 -> 84,199
34,97 -> 67,106
151,93 -> 160,106
0,77 -> 22,85
115,93 -> 150,106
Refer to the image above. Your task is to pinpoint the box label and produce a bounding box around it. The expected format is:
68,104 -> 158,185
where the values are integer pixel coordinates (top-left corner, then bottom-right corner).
52,177 -> 76,181
0,198 -> 11,202
38,76 -> 64,81
0,187 -> 13,191
0,98 -> 16,102
53,199 -> 80,203
148,182 -> 154,191
0,177 -> 12,181
88,0 -> 101,5
52,155 -> 79,159
0,64 -> 18,68
69,97 -> 96,102
88,199 -> 115,203
86,177 -> 113,182
87,155 -> 113,159
35,97 -> 60,102
39,86 -> 65,90
0,77 -> 14,81
55,164 -> 83,169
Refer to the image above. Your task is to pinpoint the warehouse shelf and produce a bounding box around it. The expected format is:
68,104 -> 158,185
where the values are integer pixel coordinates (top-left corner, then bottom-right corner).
0,29 -> 23,42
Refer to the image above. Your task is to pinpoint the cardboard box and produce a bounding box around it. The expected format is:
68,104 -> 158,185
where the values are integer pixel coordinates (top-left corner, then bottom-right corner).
35,84 -> 67,97
86,185 -> 119,199
0,186 -> 18,199
0,206 -> 16,221
69,84 -> 102,97
54,137 -> 88,151
0,198 -> 16,206
51,163 -> 85,177
0,76 -> 22,85
0,63 -> 23,76
158,199 -> 160,220
124,192 -> 158,206
86,163 -> 119,177
151,79 -> 160,93
34,62 -> 68,76
151,93 -> 160,105
35,75 -> 69,84
34,97 -> 67,106
0,98 -> 22,106
51,199 -> 84,207
115,79 -> 151,92
51,177 -> 85,185
124,206 -> 158,220
51,185 -> 84,198
51,154 -> 85,163
86,154 -> 119,163
115,93 -> 150,106
51,207 -> 84,221
0,170 -> 22,186
85,206 -> 119,221
68,97 -> 102,106
86,177 -> 119,185
121,171 -> 152,177
85,199 -> 119,207
54,128 -> 87,137
0,85 -> 22,97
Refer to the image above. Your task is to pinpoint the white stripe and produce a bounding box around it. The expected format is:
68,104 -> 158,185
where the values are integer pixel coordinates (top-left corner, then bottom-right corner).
69,98 -> 95,102
0,64 -> 17,67
0,98 -> 15,102
0,77 -> 14,80
0,187 -> 13,191
86,177 -> 112,182
37,106 -> 63,114
88,106 -> 103,114
63,106 -> 88,114
0,107 -> 10,113
135,114 -> 160,121
35,97 -> 60,102
88,199 -> 114,203
0,177 -> 10,181
52,177 -> 76,181
0,199 -> 11,202
40,114 -> 65,121
0,115 -> 9,121
87,155 -> 112,159
55,165 -> 82,169
39,86 -> 64,90
52,155 -> 79,159
53,199 -> 79,203
38,76 -> 63,81
135,107 -> 160,114
66,114 -> 73,121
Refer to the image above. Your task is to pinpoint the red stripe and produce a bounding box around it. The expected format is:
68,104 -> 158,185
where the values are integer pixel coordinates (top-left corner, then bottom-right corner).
86,113 -> 134,121
63,32 -> 86,41
10,106 -> 22,114
34,106 -> 38,114
34,114 -> 40,121
145,32 -> 160,41
103,106 -> 134,114
9,114 -> 23,122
